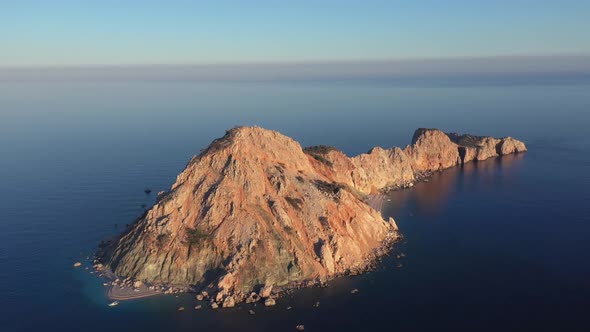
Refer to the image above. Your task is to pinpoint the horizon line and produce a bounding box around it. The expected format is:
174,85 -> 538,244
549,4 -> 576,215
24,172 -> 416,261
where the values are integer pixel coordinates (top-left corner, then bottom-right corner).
2,53 -> 590,70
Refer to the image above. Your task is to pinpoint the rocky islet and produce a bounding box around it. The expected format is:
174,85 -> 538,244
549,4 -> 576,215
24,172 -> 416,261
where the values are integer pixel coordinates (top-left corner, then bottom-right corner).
95,126 -> 526,306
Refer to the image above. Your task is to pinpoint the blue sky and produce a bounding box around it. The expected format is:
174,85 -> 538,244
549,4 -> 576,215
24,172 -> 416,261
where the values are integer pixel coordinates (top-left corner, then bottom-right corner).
1,1 -> 590,66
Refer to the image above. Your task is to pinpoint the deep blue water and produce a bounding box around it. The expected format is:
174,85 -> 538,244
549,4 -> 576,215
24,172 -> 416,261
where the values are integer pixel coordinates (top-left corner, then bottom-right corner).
1,81 -> 589,331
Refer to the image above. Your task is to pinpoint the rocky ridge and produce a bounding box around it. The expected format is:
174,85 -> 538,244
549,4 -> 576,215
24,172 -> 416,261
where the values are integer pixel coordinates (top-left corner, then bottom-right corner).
97,126 -> 526,305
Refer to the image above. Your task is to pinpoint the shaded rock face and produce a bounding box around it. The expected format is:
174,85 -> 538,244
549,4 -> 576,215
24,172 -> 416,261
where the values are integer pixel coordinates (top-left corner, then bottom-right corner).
99,126 -> 525,302
447,132 -> 527,164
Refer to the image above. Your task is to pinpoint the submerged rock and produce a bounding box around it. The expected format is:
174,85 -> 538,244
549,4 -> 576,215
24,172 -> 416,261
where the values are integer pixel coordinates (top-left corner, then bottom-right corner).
97,126 -> 525,304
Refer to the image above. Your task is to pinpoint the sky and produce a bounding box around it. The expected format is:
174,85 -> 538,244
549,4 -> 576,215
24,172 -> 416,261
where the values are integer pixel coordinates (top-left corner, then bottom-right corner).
1,1 -> 590,67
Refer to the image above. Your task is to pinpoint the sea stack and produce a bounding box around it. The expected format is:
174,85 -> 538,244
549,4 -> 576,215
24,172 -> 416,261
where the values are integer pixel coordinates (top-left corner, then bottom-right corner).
98,126 -> 526,304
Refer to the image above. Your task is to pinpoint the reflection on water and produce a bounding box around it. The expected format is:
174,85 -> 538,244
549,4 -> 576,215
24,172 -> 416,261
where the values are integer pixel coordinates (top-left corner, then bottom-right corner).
386,153 -> 526,219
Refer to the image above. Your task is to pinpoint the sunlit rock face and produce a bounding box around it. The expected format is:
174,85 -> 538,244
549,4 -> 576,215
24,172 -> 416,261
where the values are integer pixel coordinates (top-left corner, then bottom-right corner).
99,126 -> 525,303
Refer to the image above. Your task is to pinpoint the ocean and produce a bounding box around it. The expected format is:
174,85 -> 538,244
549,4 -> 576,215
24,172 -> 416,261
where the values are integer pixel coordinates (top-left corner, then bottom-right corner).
1,79 -> 589,331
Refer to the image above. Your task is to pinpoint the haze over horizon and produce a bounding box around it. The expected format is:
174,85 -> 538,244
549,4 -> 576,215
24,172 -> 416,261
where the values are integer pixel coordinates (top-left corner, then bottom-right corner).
2,1 -> 590,68
2,55 -> 590,83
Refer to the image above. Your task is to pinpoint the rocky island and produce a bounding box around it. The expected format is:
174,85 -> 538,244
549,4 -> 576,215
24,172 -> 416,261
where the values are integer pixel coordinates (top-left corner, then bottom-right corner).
97,127 -> 526,306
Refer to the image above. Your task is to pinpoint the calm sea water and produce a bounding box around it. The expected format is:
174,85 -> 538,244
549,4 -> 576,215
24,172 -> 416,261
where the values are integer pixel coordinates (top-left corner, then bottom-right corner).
1,80 -> 589,331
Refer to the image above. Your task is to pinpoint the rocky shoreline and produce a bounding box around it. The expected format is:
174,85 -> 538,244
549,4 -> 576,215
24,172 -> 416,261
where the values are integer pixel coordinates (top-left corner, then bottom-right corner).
94,229 -> 400,305
95,126 -> 526,306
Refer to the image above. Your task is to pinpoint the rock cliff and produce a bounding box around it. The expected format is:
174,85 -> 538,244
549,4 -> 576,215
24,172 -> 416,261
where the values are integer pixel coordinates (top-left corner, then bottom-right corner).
98,127 -> 525,304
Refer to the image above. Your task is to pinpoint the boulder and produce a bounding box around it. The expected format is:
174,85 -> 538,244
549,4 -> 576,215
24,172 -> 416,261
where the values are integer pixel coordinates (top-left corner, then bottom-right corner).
259,284 -> 273,298
222,296 -> 235,308
245,292 -> 261,304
